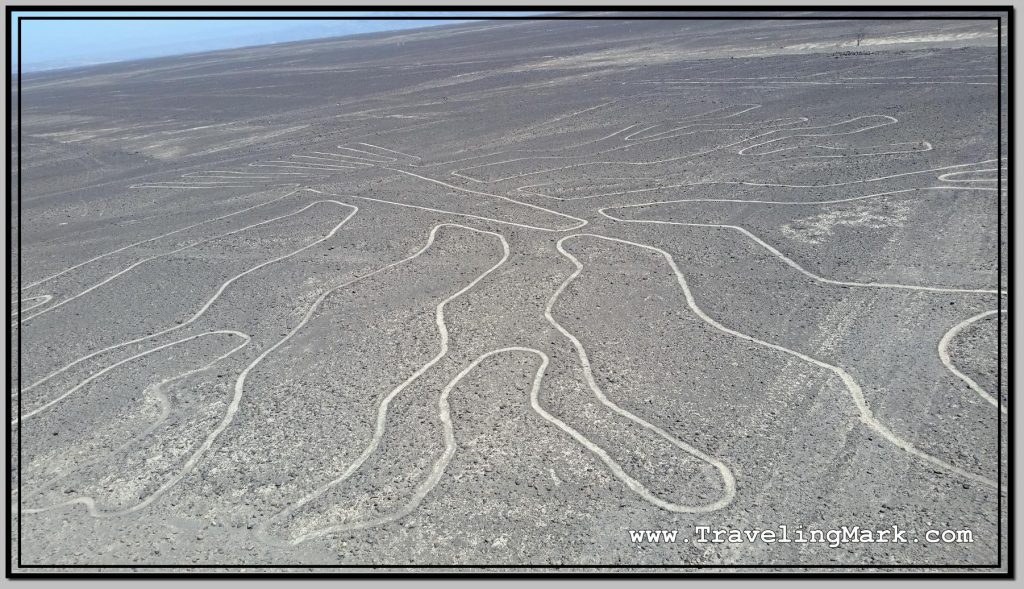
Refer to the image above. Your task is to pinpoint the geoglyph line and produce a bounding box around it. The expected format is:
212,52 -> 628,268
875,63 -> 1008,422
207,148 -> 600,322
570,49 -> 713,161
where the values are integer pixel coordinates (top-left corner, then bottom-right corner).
139,149 -> 388,190
262,225 -> 737,544
382,168 -> 589,231
355,143 -> 420,161
938,310 -> 1008,414
264,325 -> 742,544
599,193 -> 1005,295
620,118 -> 807,144
327,146 -> 398,162
739,141 -> 933,160
255,160 -> 362,170
19,330 -> 251,517
735,115 -> 899,155
446,121 -> 809,184
307,189 -> 577,233
291,154 -> 373,166
248,223 -> 510,544
373,104 -> 798,172
11,295 -> 52,316
18,82 -> 1007,533
131,181 -> 262,186
449,111 -> 816,184
247,163 -> 355,172
556,234 -> 1000,490
544,241 -> 737,513
451,114 -> 919,184
19,200 -> 355,324
938,168 -> 1004,183
183,170 -> 307,177
602,186 -> 997,209
130,184 -> 263,190
627,79 -> 1000,87
20,187 -> 303,291
24,222 -> 498,520
387,100 -> 625,167
16,331 -> 249,424
255,152 -> 587,232
517,159 -> 1003,201
21,201 -> 359,398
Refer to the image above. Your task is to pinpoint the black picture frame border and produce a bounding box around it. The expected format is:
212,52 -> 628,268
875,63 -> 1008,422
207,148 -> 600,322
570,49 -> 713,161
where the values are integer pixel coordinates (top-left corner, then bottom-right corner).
5,4 -> 1014,578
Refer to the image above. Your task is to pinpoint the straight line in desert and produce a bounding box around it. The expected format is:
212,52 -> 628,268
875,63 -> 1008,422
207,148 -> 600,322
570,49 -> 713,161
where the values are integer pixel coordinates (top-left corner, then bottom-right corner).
254,160 -> 362,170
130,184 -> 262,190
311,180 -> 588,233
381,168 -> 589,231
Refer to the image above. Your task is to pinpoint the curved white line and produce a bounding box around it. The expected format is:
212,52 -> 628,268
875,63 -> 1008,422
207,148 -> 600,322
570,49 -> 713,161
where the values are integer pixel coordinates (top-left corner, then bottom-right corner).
21,187 -> 302,291
16,329 -> 249,424
396,100 -> 628,167
11,295 -> 52,316
433,107 -> 776,178
734,141 -> 933,164
558,234 -> 1000,490
938,310 -> 1008,414
743,141 -> 931,158
21,201 -> 359,397
737,115 -> 897,155
517,159 -> 1003,201
20,330 -> 252,517
20,200 -> 354,324
545,240 -> 737,513
622,119 -> 808,144
605,185 -> 995,209
364,105 -> 803,173
256,223 -> 510,544
451,117 -> 809,183
599,196 -> 1004,295
264,347 -> 546,545
938,168 -> 1004,183
454,115 -> 907,184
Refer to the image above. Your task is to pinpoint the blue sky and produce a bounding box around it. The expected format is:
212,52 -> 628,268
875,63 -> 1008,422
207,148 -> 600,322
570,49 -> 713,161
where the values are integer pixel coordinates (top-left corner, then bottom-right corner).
12,11 -> 545,72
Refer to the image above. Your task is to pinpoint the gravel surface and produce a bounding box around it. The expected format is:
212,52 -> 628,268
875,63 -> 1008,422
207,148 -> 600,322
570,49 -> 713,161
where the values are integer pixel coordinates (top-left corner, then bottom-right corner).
10,12 -> 1008,573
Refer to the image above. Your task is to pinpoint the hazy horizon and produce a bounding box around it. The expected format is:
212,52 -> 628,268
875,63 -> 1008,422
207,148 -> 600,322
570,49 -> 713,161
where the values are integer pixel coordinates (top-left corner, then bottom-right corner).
12,11 -> 547,72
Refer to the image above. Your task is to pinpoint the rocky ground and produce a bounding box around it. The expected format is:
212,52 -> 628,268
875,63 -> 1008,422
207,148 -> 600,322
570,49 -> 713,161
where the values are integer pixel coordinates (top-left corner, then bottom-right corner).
9,11 -> 1009,573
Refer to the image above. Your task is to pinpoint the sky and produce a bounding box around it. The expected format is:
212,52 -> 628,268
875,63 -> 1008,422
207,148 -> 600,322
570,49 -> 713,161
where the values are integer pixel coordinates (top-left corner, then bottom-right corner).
11,11 -> 546,72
